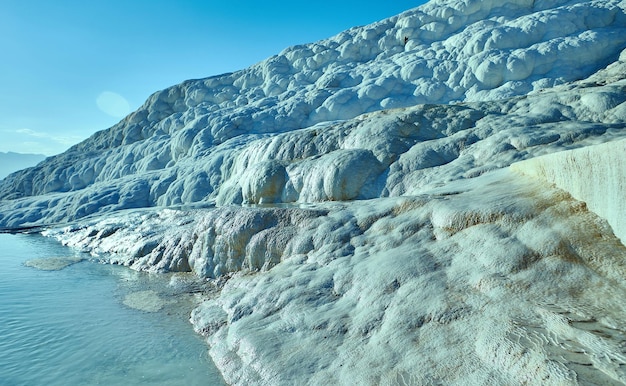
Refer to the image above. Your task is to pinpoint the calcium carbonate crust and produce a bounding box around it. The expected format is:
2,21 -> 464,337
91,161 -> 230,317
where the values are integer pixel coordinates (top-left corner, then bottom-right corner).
47,169 -> 626,385
40,37 -> 626,386
1,0 -> 625,225
4,0 -> 626,384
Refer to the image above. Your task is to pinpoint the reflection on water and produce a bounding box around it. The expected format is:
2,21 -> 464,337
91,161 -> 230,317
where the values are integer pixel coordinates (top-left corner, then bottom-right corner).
0,233 -> 225,386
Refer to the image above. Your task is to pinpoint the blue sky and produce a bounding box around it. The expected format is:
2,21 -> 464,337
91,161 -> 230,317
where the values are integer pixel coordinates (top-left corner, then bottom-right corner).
0,1 -> 424,156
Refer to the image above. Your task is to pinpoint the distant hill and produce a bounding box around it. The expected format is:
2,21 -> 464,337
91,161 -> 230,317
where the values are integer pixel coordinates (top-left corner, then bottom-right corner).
0,152 -> 46,180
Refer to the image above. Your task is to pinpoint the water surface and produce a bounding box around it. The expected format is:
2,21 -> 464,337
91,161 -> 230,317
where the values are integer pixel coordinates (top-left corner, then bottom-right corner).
0,233 -> 225,385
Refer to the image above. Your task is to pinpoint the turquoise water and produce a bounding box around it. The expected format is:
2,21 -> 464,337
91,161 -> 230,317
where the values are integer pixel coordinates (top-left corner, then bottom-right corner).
0,233 -> 225,386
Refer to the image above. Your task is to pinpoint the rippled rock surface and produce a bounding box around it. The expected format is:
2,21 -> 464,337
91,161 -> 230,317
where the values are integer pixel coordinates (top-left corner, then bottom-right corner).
3,0 -> 626,384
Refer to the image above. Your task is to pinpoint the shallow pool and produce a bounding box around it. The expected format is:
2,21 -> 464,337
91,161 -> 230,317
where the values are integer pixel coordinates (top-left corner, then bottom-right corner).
0,233 -> 225,385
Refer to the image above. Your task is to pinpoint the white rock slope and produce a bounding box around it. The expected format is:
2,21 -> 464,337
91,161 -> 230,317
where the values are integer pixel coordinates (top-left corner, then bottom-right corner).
1,0 -> 625,226
513,138 -> 626,244
47,170 -> 626,385
3,0 -> 626,385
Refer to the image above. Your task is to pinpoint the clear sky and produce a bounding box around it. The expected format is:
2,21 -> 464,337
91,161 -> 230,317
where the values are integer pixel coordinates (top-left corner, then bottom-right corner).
0,1 -> 426,156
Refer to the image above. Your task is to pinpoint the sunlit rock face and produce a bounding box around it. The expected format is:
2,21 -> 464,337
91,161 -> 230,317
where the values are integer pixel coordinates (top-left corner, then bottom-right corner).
4,0 -> 626,384
47,169 -> 626,385
513,138 -> 626,245
1,0 -> 625,225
